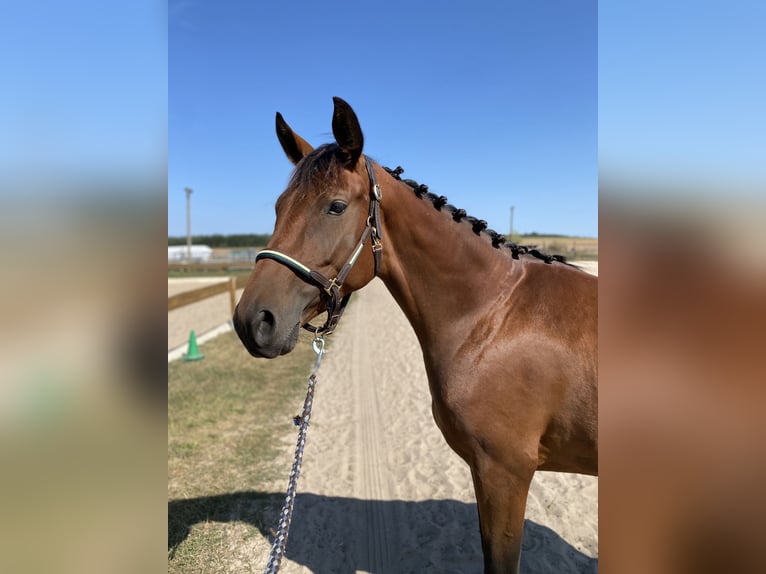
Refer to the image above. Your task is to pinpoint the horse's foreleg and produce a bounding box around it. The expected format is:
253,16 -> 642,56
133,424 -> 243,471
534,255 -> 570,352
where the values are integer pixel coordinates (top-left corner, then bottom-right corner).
471,458 -> 534,574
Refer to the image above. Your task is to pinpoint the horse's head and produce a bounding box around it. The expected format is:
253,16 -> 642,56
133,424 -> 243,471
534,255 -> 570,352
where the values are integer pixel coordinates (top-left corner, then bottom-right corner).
234,97 -> 381,358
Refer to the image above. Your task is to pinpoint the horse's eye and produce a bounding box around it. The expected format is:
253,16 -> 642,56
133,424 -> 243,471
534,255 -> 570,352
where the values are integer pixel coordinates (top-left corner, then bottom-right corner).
327,200 -> 347,216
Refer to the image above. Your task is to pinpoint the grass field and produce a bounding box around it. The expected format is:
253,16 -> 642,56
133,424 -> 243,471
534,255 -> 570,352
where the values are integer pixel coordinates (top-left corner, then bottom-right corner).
168,330 -> 317,572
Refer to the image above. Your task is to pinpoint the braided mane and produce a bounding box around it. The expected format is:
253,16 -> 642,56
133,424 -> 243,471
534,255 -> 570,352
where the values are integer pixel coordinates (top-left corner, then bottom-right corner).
383,166 -> 570,265
289,145 -> 571,266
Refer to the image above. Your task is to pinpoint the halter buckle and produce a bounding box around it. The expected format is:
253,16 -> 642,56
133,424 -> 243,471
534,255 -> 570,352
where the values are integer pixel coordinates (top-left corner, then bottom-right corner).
324,277 -> 341,297
372,183 -> 382,201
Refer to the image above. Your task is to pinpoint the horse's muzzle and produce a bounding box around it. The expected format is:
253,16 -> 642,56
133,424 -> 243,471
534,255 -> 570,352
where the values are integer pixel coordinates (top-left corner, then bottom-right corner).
233,303 -> 299,358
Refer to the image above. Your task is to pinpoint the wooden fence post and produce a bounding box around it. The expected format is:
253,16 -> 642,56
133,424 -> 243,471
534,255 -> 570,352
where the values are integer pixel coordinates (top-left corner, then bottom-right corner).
228,276 -> 236,315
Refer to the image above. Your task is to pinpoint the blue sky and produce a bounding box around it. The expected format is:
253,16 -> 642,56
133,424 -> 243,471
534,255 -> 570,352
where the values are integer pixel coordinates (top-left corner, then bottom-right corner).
0,1 -> 166,187
2,2 -> 761,238
168,0 -> 597,237
599,1 -> 766,190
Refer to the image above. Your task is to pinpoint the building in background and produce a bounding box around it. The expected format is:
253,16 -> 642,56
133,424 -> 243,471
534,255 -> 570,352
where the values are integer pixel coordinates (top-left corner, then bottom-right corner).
168,245 -> 212,263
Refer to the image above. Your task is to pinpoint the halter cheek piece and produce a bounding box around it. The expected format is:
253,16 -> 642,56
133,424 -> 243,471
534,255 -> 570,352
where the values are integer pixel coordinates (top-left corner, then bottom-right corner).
254,156 -> 382,336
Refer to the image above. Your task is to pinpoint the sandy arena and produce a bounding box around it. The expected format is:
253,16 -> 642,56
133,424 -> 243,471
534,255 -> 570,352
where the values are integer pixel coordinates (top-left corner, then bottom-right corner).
168,262 -> 598,572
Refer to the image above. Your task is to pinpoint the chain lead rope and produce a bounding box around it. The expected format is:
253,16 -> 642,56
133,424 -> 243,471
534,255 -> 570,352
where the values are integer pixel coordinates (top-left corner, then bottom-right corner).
263,337 -> 326,574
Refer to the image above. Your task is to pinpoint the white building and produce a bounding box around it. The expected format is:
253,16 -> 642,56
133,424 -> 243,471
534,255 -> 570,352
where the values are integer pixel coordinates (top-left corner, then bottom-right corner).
168,245 -> 213,262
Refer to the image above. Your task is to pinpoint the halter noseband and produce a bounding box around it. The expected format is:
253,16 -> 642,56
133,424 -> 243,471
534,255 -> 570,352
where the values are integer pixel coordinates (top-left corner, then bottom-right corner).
254,156 -> 382,336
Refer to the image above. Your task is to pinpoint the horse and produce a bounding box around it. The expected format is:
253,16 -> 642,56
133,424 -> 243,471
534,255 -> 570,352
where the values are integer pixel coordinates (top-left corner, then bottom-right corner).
233,97 -> 598,574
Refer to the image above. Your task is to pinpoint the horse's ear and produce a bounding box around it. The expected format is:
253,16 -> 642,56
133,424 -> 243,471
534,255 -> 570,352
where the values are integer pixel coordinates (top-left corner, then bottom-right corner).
331,96 -> 364,168
276,112 -> 314,165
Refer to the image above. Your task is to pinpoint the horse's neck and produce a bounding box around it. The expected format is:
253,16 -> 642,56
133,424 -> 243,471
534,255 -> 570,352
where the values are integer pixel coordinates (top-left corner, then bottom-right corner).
377,175 -> 519,357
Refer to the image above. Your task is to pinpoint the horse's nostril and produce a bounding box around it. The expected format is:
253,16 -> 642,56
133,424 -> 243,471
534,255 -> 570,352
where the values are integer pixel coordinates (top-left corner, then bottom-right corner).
257,309 -> 275,327
253,309 -> 276,345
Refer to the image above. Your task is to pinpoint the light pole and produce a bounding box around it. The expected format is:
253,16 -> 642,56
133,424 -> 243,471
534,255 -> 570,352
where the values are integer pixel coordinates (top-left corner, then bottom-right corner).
185,187 -> 193,261
510,205 -> 515,239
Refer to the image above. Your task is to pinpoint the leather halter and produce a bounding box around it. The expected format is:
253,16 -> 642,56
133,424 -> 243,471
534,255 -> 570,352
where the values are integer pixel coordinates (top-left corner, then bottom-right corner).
254,156 -> 382,335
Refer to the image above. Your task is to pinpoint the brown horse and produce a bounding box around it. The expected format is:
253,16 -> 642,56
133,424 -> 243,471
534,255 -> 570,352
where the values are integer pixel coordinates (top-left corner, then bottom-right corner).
233,97 -> 597,574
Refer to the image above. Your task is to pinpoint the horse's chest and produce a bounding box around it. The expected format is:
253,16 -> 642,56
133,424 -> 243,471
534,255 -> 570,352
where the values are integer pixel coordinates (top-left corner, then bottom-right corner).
426,373 -> 480,460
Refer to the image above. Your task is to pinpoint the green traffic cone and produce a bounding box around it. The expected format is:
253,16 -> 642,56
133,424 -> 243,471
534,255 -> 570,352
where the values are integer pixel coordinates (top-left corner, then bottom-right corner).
182,330 -> 205,361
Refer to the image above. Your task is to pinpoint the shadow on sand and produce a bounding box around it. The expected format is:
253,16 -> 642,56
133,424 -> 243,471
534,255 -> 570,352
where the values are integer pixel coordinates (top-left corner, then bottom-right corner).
169,491 -> 596,573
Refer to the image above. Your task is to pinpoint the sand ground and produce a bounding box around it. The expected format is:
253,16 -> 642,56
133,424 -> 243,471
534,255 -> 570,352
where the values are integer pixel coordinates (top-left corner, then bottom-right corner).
168,263 -> 598,572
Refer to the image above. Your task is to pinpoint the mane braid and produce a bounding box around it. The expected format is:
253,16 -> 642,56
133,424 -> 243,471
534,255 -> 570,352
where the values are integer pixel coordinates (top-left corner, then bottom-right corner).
383,165 -> 570,265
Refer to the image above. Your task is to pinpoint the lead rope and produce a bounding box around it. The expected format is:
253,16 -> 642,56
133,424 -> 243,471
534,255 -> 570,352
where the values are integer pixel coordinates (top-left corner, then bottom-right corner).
263,336 -> 326,574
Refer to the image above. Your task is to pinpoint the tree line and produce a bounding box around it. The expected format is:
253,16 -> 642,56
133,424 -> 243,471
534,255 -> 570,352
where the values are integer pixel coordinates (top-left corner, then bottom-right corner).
168,234 -> 272,247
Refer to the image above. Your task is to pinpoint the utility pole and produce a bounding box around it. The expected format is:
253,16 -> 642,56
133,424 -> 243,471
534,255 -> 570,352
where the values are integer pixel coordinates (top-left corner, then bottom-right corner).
185,187 -> 193,261
510,205 -> 515,239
